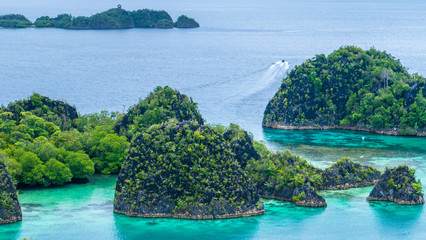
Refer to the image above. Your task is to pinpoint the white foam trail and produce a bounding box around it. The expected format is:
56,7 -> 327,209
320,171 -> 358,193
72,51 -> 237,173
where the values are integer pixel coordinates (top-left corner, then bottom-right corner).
262,61 -> 289,85
236,60 -> 289,101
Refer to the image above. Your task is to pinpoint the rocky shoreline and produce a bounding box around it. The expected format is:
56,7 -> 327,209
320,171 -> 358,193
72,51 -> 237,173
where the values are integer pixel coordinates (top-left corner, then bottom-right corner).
318,180 -> 378,190
366,197 -> 424,205
114,208 -> 265,219
261,195 -> 327,207
0,216 -> 22,225
263,123 -> 426,137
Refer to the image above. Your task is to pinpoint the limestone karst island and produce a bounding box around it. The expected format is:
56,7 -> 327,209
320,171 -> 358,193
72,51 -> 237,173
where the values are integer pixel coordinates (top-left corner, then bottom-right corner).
0,6 -> 200,29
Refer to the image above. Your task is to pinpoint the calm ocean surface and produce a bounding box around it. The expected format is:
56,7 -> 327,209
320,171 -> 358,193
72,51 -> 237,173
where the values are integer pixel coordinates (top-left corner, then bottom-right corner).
0,0 -> 426,239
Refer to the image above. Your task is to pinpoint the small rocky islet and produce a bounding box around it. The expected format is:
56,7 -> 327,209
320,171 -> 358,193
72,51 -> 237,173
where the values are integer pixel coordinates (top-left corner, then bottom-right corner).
320,157 -> 381,190
367,165 -> 424,205
0,7 -> 199,30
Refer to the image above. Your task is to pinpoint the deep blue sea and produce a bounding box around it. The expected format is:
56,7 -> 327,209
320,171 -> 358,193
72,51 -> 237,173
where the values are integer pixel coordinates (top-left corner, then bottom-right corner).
0,0 -> 426,239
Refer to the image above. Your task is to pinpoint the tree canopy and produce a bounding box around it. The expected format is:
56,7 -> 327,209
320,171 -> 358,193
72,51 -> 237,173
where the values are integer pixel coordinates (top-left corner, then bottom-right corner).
264,46 -> 426,135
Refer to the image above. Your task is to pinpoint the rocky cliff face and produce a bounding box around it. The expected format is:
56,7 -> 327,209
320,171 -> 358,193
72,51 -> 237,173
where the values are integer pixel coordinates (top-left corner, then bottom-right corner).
0,162 -> 22,224
114,121 -> 264,219
367,165 -> 424,205
320,157 -> 381,190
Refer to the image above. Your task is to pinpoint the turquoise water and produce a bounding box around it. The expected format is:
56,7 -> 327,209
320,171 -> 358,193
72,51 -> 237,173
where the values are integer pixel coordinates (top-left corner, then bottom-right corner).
0,130 -> 424,240
1,0 -> 426,239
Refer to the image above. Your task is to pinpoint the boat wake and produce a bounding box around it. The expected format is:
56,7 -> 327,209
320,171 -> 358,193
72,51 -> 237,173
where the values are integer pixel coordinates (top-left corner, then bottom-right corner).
261,60 -> 289,86
242,60 -> 289,98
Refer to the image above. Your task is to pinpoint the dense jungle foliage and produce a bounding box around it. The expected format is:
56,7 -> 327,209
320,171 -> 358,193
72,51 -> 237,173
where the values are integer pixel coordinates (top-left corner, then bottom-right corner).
115,86 -> 204,139
320,157 -> 381,189
62,8 -> 174,29
69,8 -> 135,29
3,8 -> 197,30
264,46 -> 426,135
34,14 -> 72,28
247,147 -> 322,192
0,14 -> 32,28
0,86 -> 204,187
0,94 -> 127,186
114,120 -> 263,217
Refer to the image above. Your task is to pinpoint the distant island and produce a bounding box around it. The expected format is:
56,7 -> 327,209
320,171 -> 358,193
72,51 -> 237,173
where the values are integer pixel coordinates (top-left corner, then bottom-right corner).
0,6 -> 200,30
263,46 -> 426,136
174,15 -> 200,28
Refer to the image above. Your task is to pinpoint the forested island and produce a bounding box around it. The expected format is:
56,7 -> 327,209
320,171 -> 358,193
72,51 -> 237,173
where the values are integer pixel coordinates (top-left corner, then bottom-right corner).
0,6 -> 199,29
0,85 -> 423,223
263,46 -> 426,136
114,121 -> 265,219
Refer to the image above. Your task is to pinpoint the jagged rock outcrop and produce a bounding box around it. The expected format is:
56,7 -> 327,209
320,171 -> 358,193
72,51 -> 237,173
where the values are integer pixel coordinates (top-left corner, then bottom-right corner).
114,121 -> 264,219
367,165 -> 424,205
320,157 -> 381,190
0,162 -> 22,224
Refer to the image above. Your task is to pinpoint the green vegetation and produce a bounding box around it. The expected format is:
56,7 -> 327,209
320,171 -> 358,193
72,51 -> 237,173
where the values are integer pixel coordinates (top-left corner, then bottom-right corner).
174,15 -> 200,28
264,46 -> 426,135
132,9 -> 173,28
247,149 -> 322,190
0,87 -> 203,187
0,94 -> 127,186
0,14 -> 32,28
368,165 -> 424,204
69,8 -> 135,29
115,86 -> 204,138
34,14 -> 72,28
114,120 -> 264,218
386,165 -> 422,192
2,92 -> 78,131
245,141 -> 326,207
